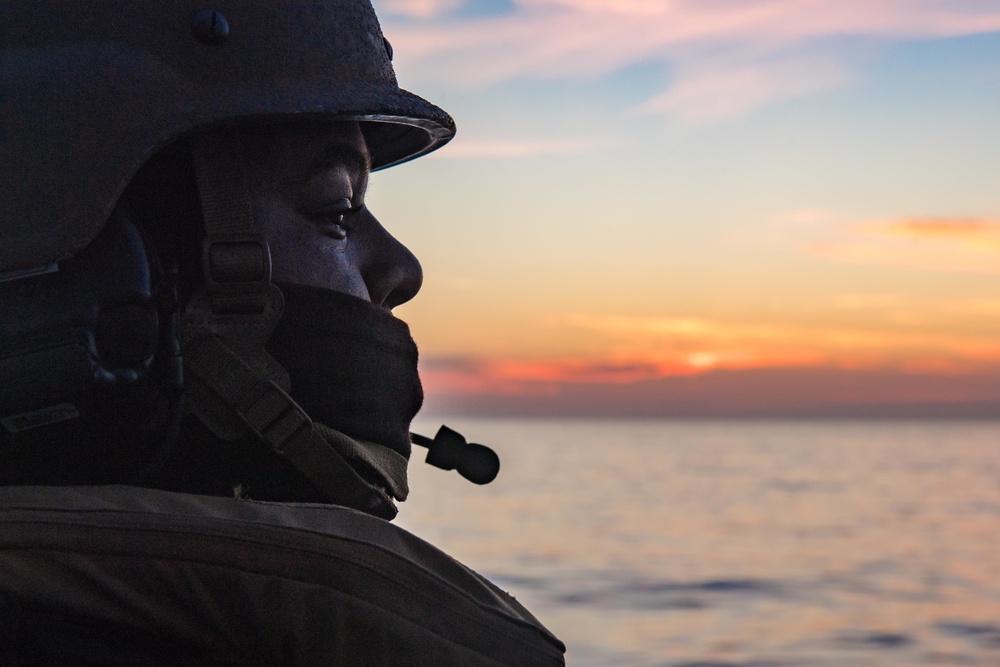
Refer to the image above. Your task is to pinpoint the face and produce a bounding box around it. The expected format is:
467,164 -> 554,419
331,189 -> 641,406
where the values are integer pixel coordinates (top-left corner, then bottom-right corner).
242,120 -> 422,310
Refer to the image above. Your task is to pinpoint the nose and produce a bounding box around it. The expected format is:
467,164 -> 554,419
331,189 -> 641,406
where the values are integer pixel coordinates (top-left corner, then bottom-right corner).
359,211 -> 423,309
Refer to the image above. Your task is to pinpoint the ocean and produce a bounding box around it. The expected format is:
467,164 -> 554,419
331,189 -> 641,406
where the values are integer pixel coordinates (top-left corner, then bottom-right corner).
397,418 -> 1000,667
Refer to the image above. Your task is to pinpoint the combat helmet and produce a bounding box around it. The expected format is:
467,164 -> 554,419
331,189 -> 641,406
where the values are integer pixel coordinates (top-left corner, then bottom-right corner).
0,0 -> 461,513
0,0 -> 454,276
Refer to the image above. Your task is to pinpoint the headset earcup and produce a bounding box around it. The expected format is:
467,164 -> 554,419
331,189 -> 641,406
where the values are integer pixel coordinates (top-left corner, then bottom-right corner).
0,209 -> 177,484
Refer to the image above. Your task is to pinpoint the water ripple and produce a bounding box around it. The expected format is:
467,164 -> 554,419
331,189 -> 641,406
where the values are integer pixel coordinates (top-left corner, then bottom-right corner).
834,631 -> 914,649
489,571 -> 784,611
935,621 -> 1000,648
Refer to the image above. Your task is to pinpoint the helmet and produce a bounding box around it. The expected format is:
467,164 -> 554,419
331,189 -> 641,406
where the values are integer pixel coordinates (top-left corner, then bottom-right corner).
0,0 -> 455,514
0,0 -> 455,275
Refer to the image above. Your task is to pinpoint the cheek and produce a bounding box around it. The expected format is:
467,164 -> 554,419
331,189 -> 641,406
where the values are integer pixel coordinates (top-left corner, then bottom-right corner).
254,198 -> 370,299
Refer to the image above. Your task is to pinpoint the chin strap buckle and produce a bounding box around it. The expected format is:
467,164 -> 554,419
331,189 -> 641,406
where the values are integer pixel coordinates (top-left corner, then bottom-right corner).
201,234 -> 273,315
191,130 -> 278,318
237,379 -> 312,455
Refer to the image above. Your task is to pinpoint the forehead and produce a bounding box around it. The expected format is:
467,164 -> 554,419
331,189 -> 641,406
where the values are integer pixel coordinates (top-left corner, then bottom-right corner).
241,120 -> 370,180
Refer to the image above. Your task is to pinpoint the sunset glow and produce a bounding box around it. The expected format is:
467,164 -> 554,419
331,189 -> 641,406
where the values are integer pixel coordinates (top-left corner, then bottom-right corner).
369,0 -> 1000,417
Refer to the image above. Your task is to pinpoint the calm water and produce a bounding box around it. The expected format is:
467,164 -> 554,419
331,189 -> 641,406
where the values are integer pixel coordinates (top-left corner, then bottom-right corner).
397,418 -> 1000,667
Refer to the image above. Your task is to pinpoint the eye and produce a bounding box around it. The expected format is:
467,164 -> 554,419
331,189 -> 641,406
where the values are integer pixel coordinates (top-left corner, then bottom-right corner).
315,198 -> 365,240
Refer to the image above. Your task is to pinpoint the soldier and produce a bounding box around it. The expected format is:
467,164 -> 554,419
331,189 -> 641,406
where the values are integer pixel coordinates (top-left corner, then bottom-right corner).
0,1 -> 565,664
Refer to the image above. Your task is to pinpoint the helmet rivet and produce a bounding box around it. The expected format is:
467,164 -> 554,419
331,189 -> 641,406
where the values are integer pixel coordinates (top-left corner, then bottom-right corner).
383,37 -> 394,61
192,9 -> 230,45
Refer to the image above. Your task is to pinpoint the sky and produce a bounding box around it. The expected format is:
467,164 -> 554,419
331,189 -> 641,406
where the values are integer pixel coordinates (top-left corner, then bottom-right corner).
366,0 -> 1000,418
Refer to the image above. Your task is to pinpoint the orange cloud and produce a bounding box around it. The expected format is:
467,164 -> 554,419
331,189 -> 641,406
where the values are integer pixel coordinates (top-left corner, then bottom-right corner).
881,218 -> 1000,239
562,313 -> 1000,357
420,356 -> 695,395
806,216 -> 1000,274
420,311 -> 1000,396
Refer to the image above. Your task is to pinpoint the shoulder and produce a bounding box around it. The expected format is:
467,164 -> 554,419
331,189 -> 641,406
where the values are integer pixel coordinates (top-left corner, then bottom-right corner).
0,485 -> 564,666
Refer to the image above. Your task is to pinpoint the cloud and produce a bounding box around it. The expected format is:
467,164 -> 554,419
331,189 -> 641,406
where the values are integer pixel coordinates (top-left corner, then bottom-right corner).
377,0 -> 1000,120
416,367 -> 1000,419
420,356 -> 685,395
809,216 -> 1000,274
379,0 -> 462,19
419,310 -> 1000,396
431,137 -> 607,159
419,364 -> 1000,418
562,313 -> 1000,367
812,244 -> 1000,274
867,218 -> 1000,248
832,293 -> 903,310
633,57 -> 851,123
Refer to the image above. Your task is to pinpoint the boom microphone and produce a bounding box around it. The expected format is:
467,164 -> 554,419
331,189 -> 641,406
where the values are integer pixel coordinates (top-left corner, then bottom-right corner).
410,426 -> 500,485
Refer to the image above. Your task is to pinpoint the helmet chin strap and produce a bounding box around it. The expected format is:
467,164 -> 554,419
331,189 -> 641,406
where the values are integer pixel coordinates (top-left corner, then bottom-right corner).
183,130 -> 402,519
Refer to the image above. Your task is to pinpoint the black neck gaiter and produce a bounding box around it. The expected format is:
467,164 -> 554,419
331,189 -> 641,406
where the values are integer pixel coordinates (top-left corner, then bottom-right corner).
265,284 -> 423,463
